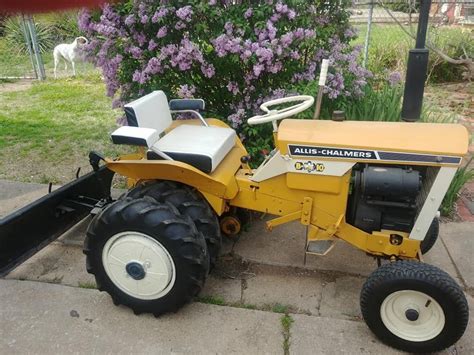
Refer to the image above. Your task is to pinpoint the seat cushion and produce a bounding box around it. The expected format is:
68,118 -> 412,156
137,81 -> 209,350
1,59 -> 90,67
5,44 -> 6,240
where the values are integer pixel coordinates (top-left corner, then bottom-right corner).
149,124 -> 236,173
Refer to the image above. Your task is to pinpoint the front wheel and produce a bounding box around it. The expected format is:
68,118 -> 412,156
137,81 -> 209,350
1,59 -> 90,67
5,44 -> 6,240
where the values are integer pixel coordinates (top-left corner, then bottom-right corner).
84,197 -> 209,316
420,218 -> 439,254
360,261 -> 468,353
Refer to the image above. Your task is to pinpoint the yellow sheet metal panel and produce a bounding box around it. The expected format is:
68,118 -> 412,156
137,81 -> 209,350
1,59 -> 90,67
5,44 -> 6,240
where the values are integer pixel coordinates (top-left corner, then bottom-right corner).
201,191 -> 226,215
286,173 -> 342,194
277,119 -> 468,157
106,158 -> 228,195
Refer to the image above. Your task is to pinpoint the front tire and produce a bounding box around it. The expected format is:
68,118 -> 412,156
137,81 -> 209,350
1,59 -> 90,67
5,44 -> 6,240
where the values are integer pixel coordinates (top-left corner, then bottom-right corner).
420,218 -> 439,254
84,197 -> 209,316
360,261 -> 468,353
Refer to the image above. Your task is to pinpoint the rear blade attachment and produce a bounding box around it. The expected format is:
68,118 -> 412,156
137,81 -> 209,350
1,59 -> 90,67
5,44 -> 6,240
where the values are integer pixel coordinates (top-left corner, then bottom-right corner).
0,166 -> 114,276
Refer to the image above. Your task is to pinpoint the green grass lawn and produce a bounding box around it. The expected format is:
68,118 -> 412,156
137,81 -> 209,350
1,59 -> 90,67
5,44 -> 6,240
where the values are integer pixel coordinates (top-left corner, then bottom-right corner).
0,73 -> 121,183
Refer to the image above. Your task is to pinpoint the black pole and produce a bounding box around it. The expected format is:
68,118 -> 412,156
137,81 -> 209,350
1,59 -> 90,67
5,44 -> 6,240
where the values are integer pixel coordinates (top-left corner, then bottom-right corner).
401,0 -> 432,122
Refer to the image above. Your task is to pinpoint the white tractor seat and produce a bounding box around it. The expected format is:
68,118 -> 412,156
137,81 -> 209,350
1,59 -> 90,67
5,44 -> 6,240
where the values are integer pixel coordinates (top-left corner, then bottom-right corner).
147,124 -> 236,174
122,90 -> 236,173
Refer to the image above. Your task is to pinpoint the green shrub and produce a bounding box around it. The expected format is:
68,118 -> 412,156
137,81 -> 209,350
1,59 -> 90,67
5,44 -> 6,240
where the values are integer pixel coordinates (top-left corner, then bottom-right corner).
36,11 -> 82,43
297,74 -> 403,121
385,1 -> 420,13
354,24 -> 472,83
427,27 -> 474,83
440,159 -> 474,217
340,83 -> 403,121
4,17 -> 55,54
0,12 -> 8,36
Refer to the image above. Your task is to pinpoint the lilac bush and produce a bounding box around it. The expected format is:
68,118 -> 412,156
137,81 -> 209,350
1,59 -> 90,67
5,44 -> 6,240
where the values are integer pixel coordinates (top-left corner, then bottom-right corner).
79,0 -> 370,158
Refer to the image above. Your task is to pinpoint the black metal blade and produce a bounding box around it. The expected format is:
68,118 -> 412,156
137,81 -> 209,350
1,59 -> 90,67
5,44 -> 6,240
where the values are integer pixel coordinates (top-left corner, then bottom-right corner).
0,166 -> 114,276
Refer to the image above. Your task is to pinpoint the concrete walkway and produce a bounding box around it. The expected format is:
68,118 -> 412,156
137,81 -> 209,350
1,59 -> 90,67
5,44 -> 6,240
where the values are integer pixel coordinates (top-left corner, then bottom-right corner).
1,180 -> 473,354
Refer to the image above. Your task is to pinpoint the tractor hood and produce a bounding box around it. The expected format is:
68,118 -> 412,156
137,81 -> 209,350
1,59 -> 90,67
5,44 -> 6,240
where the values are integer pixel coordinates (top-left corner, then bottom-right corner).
277,120 -> 469,166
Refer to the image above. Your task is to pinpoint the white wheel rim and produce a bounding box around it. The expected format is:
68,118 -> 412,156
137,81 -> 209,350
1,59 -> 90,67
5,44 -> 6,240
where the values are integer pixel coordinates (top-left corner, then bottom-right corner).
380,290 -> 445,342
102,231 -> 176,300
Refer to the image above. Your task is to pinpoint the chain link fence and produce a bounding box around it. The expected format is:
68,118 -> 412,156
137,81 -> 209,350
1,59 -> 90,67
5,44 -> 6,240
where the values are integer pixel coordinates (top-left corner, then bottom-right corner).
0,15 -> 46,80
350,1 -> 473,81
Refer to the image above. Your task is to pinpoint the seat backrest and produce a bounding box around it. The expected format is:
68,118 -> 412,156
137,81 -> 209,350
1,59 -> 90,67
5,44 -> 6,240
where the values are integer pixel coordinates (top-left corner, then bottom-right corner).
124,91 -> 172,135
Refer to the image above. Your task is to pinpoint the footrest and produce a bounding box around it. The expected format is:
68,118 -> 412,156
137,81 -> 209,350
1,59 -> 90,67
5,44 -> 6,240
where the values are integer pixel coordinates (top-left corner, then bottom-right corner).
306,240 -> 335,256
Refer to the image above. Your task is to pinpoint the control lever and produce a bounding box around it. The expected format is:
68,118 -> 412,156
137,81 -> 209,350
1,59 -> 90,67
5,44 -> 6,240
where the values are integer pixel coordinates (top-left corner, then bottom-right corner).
313,59 -> 329,120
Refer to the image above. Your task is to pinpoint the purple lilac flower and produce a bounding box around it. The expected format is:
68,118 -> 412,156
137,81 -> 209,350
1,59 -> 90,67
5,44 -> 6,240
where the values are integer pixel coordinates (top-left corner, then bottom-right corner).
157,26 -> 168,38
148,39 -> 158,51
253,64 -> 264,77
176,6 -> 193,22
256,47 -> 273,63
152,8 -> 169,23
244,8 -> 253,18
293,28 -> 304,39
145,58 -> 162,75
134,32 -> 147,46
209,0 -> 217,5
140,14 -> 148,24
78,10 -> 91,31
175,21 -> 186,30
268,62 -> 282,73
129,46 -> 143,59
315,16 -> 329,26
124,14 -> 135,27
266,21 -> 277,40
227,109 -> 245,128
290,50 -> 300,60
344,27 -> 358,39
275,3 -> 288,13
112,98 -> 123,109
201,64 -> 215,78
304,29 -> 315,38
224,22 -> 233,34
132,70 -> 148,84
227,81 -> 240,95
280,32 -> 293,47
388,71 -> 402,86
177,84 -> 196,98
270,13 -> 281,22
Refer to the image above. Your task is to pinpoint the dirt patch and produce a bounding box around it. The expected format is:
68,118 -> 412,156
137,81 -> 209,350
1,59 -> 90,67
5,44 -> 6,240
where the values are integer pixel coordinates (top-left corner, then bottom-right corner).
0,79 -> 33,93
425,82 -> 473,149
215,252 -> 364,283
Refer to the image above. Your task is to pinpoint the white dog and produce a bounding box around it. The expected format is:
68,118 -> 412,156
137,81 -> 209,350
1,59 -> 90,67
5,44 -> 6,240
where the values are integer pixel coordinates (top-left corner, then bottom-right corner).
53,36 -> 88,78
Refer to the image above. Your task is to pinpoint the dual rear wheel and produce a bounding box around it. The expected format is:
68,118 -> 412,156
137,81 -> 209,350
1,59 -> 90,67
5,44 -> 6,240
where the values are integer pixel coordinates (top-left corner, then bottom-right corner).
84,181 -> 220,316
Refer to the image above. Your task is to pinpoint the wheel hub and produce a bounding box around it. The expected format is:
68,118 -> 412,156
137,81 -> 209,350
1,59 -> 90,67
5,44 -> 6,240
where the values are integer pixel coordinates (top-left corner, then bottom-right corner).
380,290 -> 445,342
102,231 -> 176,300
405,309 -> 420,321
220,215 -> 241,236
125,261 -> 146,280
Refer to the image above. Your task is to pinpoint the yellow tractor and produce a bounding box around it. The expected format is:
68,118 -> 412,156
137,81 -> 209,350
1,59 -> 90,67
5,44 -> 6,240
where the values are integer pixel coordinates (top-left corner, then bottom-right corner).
0,88 -> 469,352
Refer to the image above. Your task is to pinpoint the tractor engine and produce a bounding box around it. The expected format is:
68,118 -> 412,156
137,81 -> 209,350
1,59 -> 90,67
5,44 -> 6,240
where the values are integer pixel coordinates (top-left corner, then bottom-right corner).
347,165 -> 422,233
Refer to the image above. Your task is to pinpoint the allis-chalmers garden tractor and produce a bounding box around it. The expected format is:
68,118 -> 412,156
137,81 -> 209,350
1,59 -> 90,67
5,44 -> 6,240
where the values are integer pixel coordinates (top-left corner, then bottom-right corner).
0,64 -> 470,353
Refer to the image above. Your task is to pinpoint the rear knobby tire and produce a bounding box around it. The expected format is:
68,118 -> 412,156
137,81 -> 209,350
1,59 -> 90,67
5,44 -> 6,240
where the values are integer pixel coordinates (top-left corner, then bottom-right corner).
420,218 -> 439,254
360,260 -> 468,353
84,197 -> 209,316
127,180 -> 222,267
